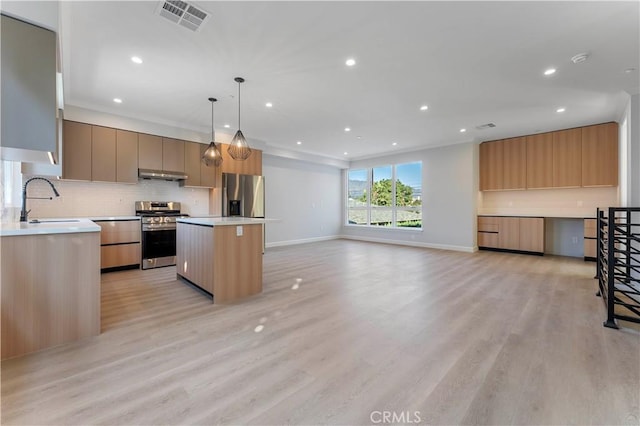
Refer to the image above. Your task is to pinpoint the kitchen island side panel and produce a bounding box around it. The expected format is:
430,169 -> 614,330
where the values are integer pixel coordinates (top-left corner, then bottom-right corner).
213,224 -> 263,303
1,231 -> 100,359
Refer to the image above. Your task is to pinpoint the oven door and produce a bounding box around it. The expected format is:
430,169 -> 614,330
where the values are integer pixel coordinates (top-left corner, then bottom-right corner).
141,228 -> 176,269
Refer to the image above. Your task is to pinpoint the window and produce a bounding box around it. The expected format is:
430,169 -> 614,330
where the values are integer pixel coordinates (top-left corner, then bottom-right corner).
346,162 -> 422,228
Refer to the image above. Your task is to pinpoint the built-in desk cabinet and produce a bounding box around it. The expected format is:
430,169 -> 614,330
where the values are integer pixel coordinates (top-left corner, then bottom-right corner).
584,218 -> 597,261
94,219 -> 141,271
478,216 -> 544,254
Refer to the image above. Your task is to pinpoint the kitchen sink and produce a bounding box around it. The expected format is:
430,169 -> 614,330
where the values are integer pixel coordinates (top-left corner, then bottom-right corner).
29,219 -> 80,224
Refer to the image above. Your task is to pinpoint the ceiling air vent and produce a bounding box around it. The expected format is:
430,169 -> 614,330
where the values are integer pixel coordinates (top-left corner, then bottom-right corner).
475,123 -> 496,130
157,0 -> 209,32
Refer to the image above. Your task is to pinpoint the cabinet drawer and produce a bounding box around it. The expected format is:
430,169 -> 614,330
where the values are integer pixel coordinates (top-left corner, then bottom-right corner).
584,219 -> 597,238
101,243 -> 140,269
584,238 -> 596,258
478,232 -> 499,248
95,220 -> 141,244
478,216 -> 499,232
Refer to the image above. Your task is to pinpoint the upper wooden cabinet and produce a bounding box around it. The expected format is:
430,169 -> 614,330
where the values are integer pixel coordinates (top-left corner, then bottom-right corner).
582,122 -> 618,187
199,144 -> 217,187
162,138 -> 185,173
526,132 -> 553,189
138,134 -> 163,170
116,130 -> 138,183
552,128 -> 582,188
63,121 -> 92,181
183,142 -> 218,188
91,126 -> 116,182
480,122 -> 617,191
220,143 -> 263,176
479,141 -> 503,191
502,137 -> 526,190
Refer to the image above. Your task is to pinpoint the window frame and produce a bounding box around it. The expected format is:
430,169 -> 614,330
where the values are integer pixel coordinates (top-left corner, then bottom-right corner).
346,161 -> 422,230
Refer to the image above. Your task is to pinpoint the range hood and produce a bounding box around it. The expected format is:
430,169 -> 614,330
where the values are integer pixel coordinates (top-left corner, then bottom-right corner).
138,169 -> 188,181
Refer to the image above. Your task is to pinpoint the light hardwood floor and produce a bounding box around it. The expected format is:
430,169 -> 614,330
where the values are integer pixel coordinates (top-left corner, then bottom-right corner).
2,240 -> 639,425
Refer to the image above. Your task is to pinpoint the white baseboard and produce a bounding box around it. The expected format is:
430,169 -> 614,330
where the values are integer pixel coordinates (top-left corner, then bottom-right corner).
339,234 -> 477,253
266,235 -> 341,248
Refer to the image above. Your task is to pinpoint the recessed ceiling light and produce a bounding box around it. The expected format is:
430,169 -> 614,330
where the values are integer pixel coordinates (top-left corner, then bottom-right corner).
343,152 -> 348,155
460,128 -> 467,133
131,56 -> 143,64
296,141 -> 302,145
224,124 -> 230,128
113,98 -> 122,103
392,142 -> 397,146
344,127 -> 351,132
556,107 -> 566,113
420,105 -> 428,111
265,102 -> 273,108
624,68 -> 636,73
571,52 -> 590,64
544,68 -> 556,76
356,136 -> 362,140
345,58 -> 356,67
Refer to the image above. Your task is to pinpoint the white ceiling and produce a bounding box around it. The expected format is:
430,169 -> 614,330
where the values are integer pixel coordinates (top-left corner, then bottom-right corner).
60,1 -> 640,161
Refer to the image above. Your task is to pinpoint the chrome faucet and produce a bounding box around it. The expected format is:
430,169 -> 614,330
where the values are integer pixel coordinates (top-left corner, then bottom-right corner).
20,177 -> 60,222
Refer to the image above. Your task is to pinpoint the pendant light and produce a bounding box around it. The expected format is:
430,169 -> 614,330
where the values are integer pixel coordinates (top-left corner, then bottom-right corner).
228,77 -> 252,160
202,97 -> 223,167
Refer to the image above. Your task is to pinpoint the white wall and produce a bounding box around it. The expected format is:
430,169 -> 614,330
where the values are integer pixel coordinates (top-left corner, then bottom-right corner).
342,142 -> 478,252
629,94 -> 640,206
263,155 -> 342,247
0,1 -> 58,31
23,178 -> 209,219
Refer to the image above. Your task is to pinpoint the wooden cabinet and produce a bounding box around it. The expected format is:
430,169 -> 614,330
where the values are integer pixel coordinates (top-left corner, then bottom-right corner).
498,217 -> 520,250
582,123 -> 618,187
116,130 -> 138,183
200,144 -> 218,187
584,218 -> 597,260
526,132 -> 553,189
63,121 -> 92,181
479,141 -> 503,191
162,138 -> 185,173
502,137 -> 526,190
91,126 -> 116,182
478,216 -> 544,254
183,141 -> 217,188
220,143 -> 263,176
552,128 -> 582,188
183,141 -> 202,187
138,134 -> 163,170
177,222 -> 214,294
94,219 -> 141,271
480,122 -> 618,191
519,217 -> 544,253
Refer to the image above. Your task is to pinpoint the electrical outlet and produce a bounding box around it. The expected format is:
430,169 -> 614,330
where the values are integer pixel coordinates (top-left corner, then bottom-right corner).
572,237 -> 578,244
236,225 -> 243,237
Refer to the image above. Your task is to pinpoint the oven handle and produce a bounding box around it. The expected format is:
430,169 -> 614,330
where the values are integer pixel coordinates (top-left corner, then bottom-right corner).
142,227 -> 177,232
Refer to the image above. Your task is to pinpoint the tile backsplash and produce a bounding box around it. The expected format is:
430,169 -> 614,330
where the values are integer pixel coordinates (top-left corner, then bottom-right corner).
23,177 -> 211,218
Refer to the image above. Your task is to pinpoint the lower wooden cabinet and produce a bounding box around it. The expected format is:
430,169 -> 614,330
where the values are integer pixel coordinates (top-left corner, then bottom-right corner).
94,219 -> 141,271
584,218 -> 597,261
478,216 -> 544,254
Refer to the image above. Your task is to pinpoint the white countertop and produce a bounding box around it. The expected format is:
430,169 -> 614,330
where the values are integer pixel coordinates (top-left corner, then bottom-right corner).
0,218 -> 101,237
177,217 -> 274,227
90,216 -> 140,221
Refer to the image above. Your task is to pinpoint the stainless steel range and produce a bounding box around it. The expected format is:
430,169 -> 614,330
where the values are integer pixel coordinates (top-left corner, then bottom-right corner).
135,201 -> 188,270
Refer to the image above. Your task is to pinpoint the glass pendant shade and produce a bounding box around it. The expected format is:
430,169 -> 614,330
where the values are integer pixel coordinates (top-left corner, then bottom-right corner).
202,97 -> 223,167
228,77 -> 252,161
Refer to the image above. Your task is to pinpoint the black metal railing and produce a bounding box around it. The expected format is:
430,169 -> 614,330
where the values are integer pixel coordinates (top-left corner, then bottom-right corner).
596,207 -> 640,329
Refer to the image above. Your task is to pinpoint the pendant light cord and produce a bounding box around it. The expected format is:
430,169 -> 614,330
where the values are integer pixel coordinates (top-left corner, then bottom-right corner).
211,99 -> 215,141
237,80 -> 241,130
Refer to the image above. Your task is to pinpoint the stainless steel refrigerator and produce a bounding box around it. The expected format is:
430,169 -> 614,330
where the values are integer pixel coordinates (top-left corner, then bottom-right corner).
222,173 -> 265,218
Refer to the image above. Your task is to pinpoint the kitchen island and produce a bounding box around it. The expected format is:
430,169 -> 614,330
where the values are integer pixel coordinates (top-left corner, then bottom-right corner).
176,217 -> 269,303
0,219 -> 101,359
